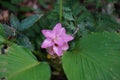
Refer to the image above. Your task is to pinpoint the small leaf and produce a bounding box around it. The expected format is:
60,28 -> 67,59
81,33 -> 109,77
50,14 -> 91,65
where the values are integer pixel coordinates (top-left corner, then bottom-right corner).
3,24 -> 15,38
19,6 -> 33,12
11,0 -> 24,4
0,23 -> 5,45
62,32 -> 120,80
0,36 -> 5,44
63,12 -> 74,20
0,43 -> 51,80
62,7 -> 71,11
95,14 -> 120,32
20,14 -> 43,31
0,23 -> 5,37
10,14 -> 20,30
0,1 -> 18,12
17,34 -> 34,50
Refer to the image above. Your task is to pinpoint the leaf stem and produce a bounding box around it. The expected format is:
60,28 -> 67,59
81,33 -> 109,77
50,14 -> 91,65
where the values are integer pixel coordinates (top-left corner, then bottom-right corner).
60,0 -> 62,22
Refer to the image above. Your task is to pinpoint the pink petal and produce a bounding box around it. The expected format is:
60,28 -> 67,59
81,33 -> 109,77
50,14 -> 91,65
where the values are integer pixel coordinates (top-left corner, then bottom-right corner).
61,43 -> 69,50
62,34 -> 74,42
59,28 -> 66,35
41,39 -> 54,48
62,28 -> 66,34
41,30 -> 55,38
53,45 -> 63,56
53,23 -> 62,34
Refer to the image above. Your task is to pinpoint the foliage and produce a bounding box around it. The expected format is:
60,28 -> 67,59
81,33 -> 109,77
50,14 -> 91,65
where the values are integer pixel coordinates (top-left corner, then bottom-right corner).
0,24 -> 50,80
62,32 -> 120,80
0,0 -> 120,80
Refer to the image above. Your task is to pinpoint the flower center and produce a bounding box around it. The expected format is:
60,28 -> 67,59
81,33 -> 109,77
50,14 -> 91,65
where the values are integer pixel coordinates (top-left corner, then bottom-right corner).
55,44 -> 58,46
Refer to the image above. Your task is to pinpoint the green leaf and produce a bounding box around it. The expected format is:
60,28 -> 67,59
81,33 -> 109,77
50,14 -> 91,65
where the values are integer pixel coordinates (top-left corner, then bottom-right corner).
0,43 -> 51,80
0,36 -> 5,44
0,23 -> 5,37
20,14 -> 43,31
11,0 -> 24,4
19,6 -> 33,12
62,32 -> 120,80
10,14 -> 20,30
63,12 -> 74,21
17,34 -> 34,50
3,24 -> 15,37
0,1 -> 18,12
95,14 -> 120,32
0,23 -> 5,45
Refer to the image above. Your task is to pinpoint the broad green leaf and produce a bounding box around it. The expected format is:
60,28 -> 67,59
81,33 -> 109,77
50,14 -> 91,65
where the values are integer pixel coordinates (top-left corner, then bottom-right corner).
20,14 -> 43,31
62,32 -> 120,80
10,14 -> 20,30
0,43 -> 50,80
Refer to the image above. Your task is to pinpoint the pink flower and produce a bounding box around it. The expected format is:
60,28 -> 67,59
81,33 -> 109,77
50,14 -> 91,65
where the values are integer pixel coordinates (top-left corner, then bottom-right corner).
41,23 -> 74,56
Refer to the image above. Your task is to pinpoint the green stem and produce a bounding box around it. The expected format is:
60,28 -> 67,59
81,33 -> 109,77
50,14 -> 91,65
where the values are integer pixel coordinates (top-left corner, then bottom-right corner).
59,0 -> 62,22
